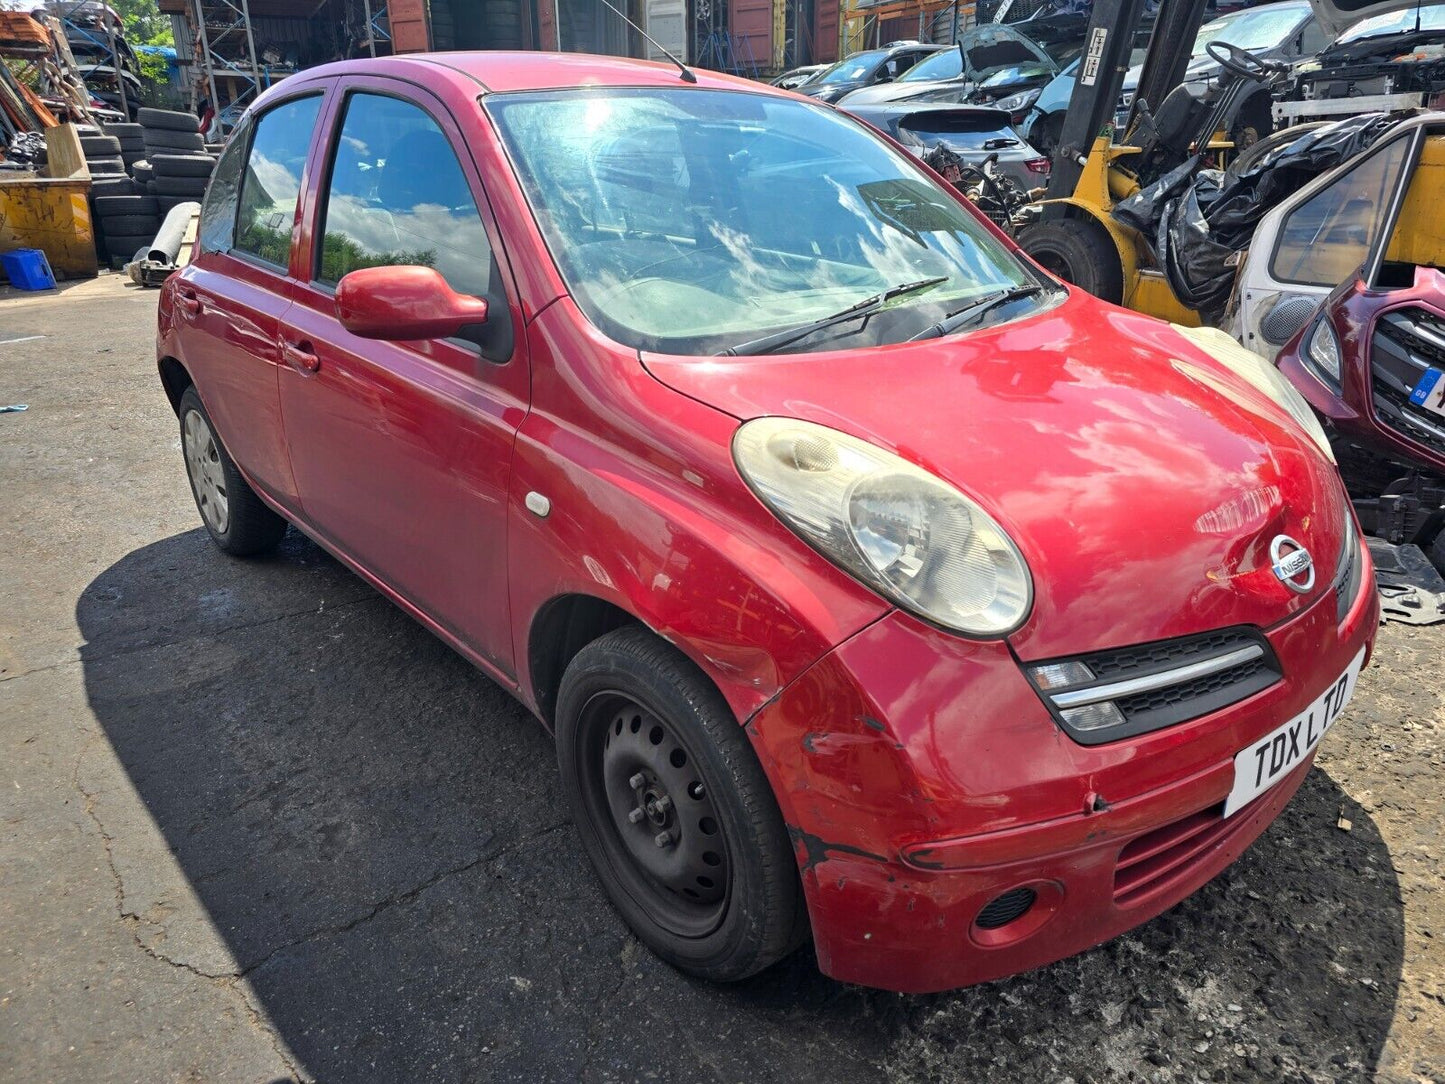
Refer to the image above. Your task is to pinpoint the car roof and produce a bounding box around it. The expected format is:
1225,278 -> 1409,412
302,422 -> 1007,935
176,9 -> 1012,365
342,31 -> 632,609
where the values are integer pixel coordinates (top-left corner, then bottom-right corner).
279,51 -> 796,98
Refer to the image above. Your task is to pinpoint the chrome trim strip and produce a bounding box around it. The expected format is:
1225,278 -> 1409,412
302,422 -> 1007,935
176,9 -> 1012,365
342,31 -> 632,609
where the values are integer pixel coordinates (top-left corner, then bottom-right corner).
1049,644 -> 1267,709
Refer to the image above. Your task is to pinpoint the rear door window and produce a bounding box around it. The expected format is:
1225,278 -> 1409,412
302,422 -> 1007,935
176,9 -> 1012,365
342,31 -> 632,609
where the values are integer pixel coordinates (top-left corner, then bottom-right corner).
234,95 -> 324,268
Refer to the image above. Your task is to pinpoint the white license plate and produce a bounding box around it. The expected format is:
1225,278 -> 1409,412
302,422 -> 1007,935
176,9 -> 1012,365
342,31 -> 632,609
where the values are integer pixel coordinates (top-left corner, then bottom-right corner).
1223,647 -> 1366,818
1410,367 -> 1445,419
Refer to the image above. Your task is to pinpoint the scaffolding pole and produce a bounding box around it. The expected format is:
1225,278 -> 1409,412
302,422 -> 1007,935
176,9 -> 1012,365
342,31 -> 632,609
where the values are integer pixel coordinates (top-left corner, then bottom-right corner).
362,0 -> 377,56
191,0 -> 220,116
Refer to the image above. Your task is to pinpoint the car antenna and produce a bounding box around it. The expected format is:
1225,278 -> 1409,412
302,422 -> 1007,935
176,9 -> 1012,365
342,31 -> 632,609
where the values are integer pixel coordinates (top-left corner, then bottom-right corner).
597,0 -> 698,83
1415,0 -> 1424,35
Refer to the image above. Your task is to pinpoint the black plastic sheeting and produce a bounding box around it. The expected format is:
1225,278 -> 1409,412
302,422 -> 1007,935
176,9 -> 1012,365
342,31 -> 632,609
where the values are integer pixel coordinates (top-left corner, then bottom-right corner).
1112,112 -> 1403,321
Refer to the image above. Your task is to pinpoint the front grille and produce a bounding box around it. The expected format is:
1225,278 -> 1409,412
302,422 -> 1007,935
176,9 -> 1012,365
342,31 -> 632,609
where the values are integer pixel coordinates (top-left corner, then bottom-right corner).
1028,628 -> 1282,745
1113,800 -> 1258,906
1114,656 -> 1271,716
1086,628 -> 1258,680
1370,308 -> 1445,458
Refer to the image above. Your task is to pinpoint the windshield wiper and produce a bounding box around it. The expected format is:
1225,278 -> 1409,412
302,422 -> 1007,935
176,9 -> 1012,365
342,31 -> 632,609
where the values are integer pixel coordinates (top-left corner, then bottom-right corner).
907,284 -> 1043,342
720,276 -> 948,356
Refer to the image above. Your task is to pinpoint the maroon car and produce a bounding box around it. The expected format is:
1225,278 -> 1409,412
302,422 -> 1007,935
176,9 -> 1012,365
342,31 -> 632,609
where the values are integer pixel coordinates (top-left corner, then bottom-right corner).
1278,268 -> 1445,552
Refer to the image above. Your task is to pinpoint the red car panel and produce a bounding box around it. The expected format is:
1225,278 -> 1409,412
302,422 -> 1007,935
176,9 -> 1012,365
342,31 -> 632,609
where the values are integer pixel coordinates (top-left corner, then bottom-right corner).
645,291 -> 1353,660
509,298 -> 889,722
748,570 -> 1376,992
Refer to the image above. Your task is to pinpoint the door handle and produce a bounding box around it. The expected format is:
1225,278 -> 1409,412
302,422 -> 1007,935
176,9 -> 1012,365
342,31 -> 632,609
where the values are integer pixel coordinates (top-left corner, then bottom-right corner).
282,341 -> 320,374
179,291 -> 201,316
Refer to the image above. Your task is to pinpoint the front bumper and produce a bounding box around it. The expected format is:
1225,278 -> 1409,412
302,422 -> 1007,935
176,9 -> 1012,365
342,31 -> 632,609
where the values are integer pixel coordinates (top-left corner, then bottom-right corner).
746,563 -> 1377,993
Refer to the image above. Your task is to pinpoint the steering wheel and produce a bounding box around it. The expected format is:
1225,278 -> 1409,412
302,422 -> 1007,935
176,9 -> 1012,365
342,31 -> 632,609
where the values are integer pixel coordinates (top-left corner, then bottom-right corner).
1206,40 -> 1288,79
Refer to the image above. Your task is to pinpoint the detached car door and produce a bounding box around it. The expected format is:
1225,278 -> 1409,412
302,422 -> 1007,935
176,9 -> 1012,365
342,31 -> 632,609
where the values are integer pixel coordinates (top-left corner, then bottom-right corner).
175,88 -> 330,512
1236,125 -> 1417,356
277,80 -> 528,677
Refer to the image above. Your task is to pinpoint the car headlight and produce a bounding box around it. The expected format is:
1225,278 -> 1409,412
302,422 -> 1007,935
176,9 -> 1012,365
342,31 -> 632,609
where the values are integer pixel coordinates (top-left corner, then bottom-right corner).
733,418 -> 1033,637
991,88 -> 1040,113
1333,503 -> 1365,623
1172,324 -> 1335,464
1303,315 -> 1343,385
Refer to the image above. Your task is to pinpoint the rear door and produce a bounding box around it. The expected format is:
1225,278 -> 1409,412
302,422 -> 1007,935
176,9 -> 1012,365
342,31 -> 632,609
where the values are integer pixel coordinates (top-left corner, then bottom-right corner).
174,88 -> 331,512
277,78 -> 528,676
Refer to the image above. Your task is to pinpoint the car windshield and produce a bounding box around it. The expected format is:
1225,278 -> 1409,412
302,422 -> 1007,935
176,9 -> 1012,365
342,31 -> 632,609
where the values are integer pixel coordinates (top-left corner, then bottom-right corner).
1334,4 -> 1445,44
487,88 -> 1041,356
900,47 -> 963,82
816,51 -> 886,83
1192,3 -> 1309,55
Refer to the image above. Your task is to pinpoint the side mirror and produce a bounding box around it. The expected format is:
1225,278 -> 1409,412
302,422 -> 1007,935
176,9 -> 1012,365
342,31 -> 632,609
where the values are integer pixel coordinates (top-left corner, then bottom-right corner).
335,265 -> 489,341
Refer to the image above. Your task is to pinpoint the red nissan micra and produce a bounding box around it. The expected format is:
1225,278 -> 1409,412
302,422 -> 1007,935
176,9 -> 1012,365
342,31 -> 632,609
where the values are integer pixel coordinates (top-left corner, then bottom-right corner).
157,52 -> 1378,993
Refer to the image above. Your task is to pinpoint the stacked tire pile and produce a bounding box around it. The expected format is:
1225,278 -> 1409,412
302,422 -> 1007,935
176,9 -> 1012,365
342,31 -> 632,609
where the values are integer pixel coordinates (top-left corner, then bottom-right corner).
85,108 -> 215,268
137,107 -> 214,217
92,192 -> 162,268
82,124 -> 147,265
78,127 -> 128,179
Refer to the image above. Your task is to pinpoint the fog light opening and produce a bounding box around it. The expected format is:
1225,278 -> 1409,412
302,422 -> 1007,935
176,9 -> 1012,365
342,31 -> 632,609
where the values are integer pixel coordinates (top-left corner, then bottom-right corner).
975,886 -> 1037,930
969,880 -> 1065,948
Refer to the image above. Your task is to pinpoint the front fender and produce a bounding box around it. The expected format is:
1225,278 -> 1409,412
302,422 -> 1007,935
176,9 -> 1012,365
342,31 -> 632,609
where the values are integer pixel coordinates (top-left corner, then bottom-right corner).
508,299 -> 888,723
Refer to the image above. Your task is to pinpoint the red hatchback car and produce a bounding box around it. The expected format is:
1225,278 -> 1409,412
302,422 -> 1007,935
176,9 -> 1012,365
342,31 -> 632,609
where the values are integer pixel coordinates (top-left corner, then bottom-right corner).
158,52 -> 1378,993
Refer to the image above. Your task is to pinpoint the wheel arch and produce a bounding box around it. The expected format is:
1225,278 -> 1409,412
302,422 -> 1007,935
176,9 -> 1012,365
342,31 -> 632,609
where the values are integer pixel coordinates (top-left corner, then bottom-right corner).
158,355 -> 193,414
527,593 -> 644,728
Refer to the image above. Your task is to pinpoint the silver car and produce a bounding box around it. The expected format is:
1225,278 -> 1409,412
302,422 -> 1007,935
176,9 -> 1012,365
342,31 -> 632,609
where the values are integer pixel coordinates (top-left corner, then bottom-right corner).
840,102 -> 1050,193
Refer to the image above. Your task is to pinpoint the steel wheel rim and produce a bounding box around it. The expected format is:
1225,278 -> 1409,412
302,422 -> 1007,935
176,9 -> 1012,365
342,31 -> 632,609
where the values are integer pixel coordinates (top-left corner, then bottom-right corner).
578,692 -> 732,939
183,409 -> 229,534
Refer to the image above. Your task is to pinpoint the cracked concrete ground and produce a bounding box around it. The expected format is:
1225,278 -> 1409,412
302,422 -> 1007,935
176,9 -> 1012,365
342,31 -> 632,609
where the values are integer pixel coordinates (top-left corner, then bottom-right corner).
1,274 -> 1441,1082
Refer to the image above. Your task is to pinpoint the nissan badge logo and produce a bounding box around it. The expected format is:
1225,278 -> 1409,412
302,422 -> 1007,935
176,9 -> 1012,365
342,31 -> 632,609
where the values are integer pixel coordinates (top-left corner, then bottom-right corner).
1270,534 -> 1315,593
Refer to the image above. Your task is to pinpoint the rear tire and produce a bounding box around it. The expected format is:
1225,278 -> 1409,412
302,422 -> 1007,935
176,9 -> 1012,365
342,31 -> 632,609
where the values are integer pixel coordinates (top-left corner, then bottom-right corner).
556,626 -> 805,982
178,387 -> 288,556
1017,216 -> 1125,304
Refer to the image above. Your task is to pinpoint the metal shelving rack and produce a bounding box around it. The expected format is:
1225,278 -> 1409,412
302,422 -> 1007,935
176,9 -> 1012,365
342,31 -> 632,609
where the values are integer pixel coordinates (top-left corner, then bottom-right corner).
360,0 -> 390,56
189,0 -> 263,115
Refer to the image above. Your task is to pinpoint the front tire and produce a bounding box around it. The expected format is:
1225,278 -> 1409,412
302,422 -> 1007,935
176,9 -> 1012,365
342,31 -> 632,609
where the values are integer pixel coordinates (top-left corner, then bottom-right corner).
556,626 -> 805,982
178,387 -> 287,556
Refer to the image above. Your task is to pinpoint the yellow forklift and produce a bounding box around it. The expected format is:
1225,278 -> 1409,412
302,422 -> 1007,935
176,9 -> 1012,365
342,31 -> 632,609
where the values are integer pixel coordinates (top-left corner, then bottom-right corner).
1014,0 -> 1313,325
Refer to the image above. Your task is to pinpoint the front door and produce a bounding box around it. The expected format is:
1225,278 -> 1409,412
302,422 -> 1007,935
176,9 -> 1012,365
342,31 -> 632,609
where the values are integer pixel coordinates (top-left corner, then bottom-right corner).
277,79 -> 528,678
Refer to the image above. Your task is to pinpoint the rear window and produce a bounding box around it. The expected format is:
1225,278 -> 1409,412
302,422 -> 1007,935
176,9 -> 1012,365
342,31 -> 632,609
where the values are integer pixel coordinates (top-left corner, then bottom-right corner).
896,112 -> 1020,151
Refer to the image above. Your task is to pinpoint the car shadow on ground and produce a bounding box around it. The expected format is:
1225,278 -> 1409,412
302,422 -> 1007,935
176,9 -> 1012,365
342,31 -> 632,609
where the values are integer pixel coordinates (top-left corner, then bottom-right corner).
77,530 -> 1405,1083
